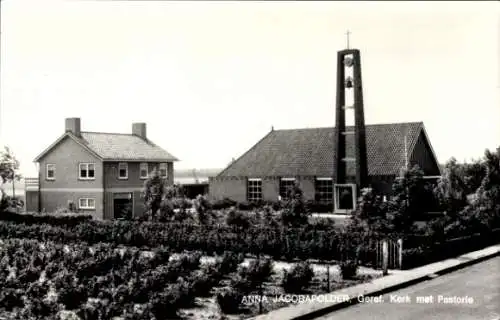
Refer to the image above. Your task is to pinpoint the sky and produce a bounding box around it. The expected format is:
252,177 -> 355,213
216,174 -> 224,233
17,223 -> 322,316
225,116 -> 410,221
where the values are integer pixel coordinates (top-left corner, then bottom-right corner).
1,1 -> 499,178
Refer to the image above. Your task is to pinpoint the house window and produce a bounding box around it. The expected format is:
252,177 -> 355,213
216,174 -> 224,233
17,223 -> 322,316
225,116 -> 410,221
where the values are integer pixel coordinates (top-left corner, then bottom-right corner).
140,163 -> 149,179
279,178 -> 296,200
79,163 -> 95,180
46,164 -> 55,180
159,163 -> 167,177
315,178 -> 333,203
79,198 -> 96,210
247,178 -> 262,202
118,163 -> 128,179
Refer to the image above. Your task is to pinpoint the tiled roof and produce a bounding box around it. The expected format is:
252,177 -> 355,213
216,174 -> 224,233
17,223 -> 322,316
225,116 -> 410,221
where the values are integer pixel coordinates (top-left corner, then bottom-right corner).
217,122 -> 426,178
79,132 -> 178,161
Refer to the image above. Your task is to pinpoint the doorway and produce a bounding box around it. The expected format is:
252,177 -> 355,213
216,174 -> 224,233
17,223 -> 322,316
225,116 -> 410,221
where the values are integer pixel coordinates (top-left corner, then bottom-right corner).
113,193 -> 133,220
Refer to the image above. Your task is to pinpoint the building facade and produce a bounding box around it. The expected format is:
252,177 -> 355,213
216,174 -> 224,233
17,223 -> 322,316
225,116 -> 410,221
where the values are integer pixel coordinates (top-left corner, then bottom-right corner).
209,122 -> 441,205
27,118 -> 177,219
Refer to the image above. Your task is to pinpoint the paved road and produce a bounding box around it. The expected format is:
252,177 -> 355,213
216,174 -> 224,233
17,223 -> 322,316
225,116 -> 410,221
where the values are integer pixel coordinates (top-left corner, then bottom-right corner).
317,255 -> 500,320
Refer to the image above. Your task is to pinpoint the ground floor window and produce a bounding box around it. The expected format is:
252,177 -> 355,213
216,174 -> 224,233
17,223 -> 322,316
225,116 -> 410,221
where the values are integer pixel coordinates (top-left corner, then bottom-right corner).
315,177 -> 333,203
247,178 -> 262,202
279,178 -> 296,200
79,198 -> 96,210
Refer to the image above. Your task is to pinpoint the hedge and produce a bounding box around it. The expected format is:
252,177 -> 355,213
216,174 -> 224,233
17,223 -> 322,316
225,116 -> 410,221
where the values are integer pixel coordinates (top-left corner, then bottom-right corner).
0,217 -> 381,264
401,228 -> 500,269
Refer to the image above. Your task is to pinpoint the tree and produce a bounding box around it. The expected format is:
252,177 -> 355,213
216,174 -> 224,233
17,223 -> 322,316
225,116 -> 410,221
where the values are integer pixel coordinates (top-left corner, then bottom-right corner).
350,188 -> 390,234
461,159 -> 487,195
281,182 -> 310,227
351,165 -> 436,235
434,158 -> 469,218
0,147 -> 22,212
470,148 -> 500,229
0,146 -> 21,184
142,168 -> 167,220
387,165 -> 430,233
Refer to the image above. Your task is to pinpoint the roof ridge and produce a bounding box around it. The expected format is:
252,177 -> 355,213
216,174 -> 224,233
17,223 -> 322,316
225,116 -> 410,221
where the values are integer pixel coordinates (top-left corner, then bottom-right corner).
273,121 -> 424,132
82,131 -> 135,136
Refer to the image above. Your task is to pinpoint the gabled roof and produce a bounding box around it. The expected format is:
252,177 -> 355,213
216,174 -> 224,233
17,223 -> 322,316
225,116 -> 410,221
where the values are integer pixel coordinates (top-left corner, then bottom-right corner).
34,131 -> 178,162
217,122 -> 438,178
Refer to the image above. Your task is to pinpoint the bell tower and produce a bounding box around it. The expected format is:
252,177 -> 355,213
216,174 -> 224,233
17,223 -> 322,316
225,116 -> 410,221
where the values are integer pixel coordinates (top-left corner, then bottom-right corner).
332,31 -> 369,213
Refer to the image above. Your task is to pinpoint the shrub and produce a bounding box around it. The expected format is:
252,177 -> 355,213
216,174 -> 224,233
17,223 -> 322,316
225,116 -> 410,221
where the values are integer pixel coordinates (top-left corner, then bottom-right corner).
225,209 -> 250,229
216,287 -> 243,314
282,262 -> 314,293
339,260 -> 358,280
230,274 -> 253,295
305,200 -> 333,213
239,258 -> 274,290
211,198 -> 237,210
281,183 -> 310,227
150,290 -> 181,319
188,270 -> 218,297
0,211 -> 92,226
214,251 -> 245,275
150,246 -> 170,267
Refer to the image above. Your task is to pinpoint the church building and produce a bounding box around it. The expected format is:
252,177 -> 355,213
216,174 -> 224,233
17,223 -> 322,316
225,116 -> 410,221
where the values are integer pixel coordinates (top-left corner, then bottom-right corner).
209,40 -> 441,213
208,122 -> 441,205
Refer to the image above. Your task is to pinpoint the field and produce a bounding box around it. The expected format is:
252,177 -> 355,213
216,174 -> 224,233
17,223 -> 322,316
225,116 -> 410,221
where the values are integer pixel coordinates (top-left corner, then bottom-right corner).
0,209 -> 381,320
0,237 -> 380,320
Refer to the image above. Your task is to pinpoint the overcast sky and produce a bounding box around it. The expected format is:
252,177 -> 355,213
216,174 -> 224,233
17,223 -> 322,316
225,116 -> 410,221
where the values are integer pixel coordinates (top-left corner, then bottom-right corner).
1,1 -> 499,177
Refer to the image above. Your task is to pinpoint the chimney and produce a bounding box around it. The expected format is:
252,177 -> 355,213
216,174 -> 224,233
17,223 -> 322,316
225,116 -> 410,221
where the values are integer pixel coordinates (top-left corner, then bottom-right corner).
65,118 -> 81,137
132,123 -> 147,139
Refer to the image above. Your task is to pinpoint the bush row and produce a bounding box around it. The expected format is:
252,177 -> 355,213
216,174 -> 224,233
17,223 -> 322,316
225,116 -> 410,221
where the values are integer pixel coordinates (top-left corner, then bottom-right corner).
0,219 -> 381,264
210,198 -> 333,213
401,228 -> 500,269
0,211 -> 93,226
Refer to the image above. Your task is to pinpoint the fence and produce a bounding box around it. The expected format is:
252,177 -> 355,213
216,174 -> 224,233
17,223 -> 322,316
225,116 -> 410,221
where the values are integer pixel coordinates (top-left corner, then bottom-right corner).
375,238 -> 403,270
25,177 -> 39,191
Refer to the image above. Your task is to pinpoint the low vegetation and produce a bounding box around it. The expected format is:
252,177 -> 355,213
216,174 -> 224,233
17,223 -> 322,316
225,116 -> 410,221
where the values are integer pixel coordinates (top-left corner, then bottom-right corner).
0,145 -> 499,318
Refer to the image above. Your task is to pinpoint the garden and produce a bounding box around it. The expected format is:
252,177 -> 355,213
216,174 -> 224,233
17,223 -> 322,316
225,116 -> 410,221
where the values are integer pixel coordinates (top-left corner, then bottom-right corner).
0,146 -> 499,319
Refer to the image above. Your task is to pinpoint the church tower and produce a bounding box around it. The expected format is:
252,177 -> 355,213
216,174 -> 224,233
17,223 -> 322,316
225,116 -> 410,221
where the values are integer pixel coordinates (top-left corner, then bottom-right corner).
332,32 -> 369,213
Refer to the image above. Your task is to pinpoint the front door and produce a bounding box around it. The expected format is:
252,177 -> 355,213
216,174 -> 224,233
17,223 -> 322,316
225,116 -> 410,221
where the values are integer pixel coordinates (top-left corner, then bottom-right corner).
113,193 -> 133,220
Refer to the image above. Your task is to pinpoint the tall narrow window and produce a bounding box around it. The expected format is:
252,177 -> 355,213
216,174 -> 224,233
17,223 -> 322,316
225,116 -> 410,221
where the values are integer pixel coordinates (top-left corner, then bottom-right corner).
279,178 -> 296,200
247,178 -> 262,202
315,178 -> 333,203
46,164 -> 55,180
159,163 -> 167,178
79,163 -> 96,180
140,163 -> 149,179
118,163 -> 128,179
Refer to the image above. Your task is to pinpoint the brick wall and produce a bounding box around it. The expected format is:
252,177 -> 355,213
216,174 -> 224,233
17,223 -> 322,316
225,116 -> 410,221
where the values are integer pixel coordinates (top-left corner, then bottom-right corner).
262,178 -> 279,201
40,190 -> 104,219
39,137 -> 103,190
210,176 -> 320,202
208,177 -> 247,202
300,177 -> 315,200
38,136 -> 103,216
210,175 -> 396,203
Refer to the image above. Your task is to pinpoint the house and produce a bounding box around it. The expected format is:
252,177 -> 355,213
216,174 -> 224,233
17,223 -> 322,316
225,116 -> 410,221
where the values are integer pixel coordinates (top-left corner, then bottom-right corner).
209,122 -> 441,204
28,118 -> 178,219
